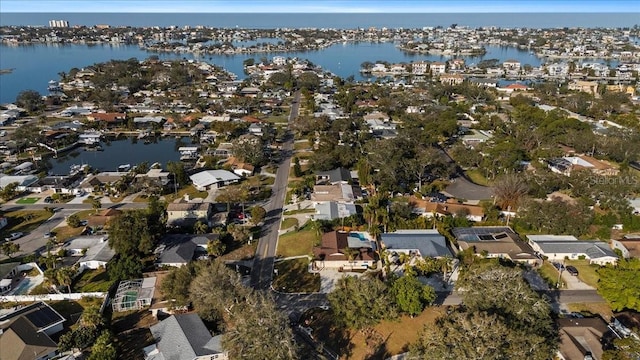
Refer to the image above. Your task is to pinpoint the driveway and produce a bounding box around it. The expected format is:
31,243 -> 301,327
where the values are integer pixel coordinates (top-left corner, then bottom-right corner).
316,268 -> 360,293
444,177 -> 493,201
561,270 -> 595,290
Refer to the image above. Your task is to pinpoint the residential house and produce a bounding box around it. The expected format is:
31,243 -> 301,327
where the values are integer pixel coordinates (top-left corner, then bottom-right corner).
469,78 -> 498,88
568,80 -> 599,95
226,157 -> 255,177
62,236 -> 115,272
0,262 -> 20,294
453,227 -> 540,265
86,112 -> 126,126
526,235 -> 618,265
313,201 -> 358,221
0,302 -> 66,360
166,202 -> 213,227
248,123 -> 264,136
548,155 -> 619,176
311,184 -> 360,203
461,129 -> 493,148
78,172 -> 127,193
189,170 -> 240,191
503,59 -> 521,71
412,61 -> 429,75
440,73 -> 464,86
154,234 -> 217,267
430,62 -> 446,75
133,116 -> 165,127
627,198 -> 640,215
556,317 -> 610,360
610,234 -> 640,259
87,208 -> 122,228
380,229 -> 453,259
315,167 -> 352,185
312,231 -> 377,270
134,168 -> 172,189
145,313 -> 228,360
498,83 -> 530,93
0,174 -> 39,191
448,59 -> 465,71
411,197 -> 485,222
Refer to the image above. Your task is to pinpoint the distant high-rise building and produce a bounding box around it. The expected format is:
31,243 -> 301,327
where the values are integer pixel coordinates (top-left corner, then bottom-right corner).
48,20 -> 69,28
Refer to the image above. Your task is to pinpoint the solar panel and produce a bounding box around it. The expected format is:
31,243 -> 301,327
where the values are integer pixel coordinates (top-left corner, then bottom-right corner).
24,305 -> 63,329
478,234 -> 494,241
494,233 -> 509,240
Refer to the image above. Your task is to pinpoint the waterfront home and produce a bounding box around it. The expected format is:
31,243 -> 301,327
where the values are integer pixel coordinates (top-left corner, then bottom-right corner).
78,172 -> 127,193
526,235 -> 618,265
189,169 -> 240,191
468,78 -> 498,88
133,116 -> 165,127
412,61 -> 429,75
86,112 -> 126,126
146,313 -> 228,360
453,227 -> 540,265
312,231 -> 377,270
502,59 -> 521,71
0,302 -> 66,360
440,73 -> 464,86
166,202 -> 213,227
0,174 -> 38,191
78,131 -> 102,145
430,62 -> 446,75
178,146 -> 199,161
26,175 -> 76,194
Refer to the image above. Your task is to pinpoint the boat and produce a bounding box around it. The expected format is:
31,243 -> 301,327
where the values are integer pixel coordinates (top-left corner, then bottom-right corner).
118,164 -> 131,172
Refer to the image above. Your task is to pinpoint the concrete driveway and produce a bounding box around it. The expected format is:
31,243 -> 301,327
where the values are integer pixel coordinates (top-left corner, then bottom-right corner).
444,177 -> 493,201
561,270 -> 595,290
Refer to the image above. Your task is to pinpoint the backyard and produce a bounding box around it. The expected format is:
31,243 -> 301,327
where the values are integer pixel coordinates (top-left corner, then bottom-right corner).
72,268 -> 114,292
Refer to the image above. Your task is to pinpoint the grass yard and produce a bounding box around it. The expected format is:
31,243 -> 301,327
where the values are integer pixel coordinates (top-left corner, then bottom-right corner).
218,243 -> 257,261
164,185 -> 208,203
565,259 -> 601,288
293,140 -> 310,151
281,217 -> 299,230
51,225 -> 84,242
272,258 -> 320,293
566,303 -> 613,320
538,262 -> 563,289
133,195 -> 150,203
1,210 -> 52,237
72,268 -> 114,292
464,169 -> 490,186
283,208 -> 316,215
277,228 -> 316,257
16,197 -> 39,204
116,328 -> 155,360
264,114 -> 289,123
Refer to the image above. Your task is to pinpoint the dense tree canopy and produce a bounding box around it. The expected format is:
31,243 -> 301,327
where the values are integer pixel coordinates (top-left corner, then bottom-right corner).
328,276 -> 397,330
597,258 -> 640,311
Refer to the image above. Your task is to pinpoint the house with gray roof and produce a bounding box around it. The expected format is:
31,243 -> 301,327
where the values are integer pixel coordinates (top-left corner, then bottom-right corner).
453,227 -> 540,265
146,313 -> 227,360
380,229 -> 453,258
315,167 -> 352,185
189,170 -> 240,191
62,235 -> 116,272
154,234 -> 217,267
313,201 -> 357,221
526,235 -> 618,265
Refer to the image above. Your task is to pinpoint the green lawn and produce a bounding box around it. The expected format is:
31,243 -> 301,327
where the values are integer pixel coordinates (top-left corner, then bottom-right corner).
283,208 -> 316,215
16,197 -> 39,204
565,259 -> 601,288
464,169 -> 490,186
280,217 -> 299,230
272,258 -> 320,293
293,140 -> 310,151
264,114 -> 289,123
1,210 -> 52,237
277,228 -> 316,257
72,268 -> 114,292
538,262 -> 563,288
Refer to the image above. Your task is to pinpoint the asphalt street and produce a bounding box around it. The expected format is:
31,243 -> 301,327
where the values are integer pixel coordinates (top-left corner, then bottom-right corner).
250,91 -> 301,289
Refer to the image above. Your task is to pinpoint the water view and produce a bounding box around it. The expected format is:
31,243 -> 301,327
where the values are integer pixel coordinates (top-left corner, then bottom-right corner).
0,41 -> 618,104
45,136 -> 193,175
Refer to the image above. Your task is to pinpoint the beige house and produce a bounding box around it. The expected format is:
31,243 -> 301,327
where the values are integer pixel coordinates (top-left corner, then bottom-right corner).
166,202 -> 213,227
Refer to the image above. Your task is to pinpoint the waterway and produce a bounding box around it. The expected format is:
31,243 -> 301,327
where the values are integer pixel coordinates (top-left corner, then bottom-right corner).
0,41 -> 620,104
44,136 -> 195,175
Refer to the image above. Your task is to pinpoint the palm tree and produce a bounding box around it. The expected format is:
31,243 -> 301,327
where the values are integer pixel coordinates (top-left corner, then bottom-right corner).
492,173 -> 529,211
56,266 -> 76,294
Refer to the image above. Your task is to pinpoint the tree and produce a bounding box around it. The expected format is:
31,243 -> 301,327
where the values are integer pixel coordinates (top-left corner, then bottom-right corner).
58,326 -> 100,352
161,262 -> 200,307
67,214 -> 82,228
79,305 -> 104,329
250,206 -> 266,225
193,220 -> 209,234
492,173 -> 529,210
222,292 -> 299,360
90,197 -> 102,214
108,255 -> 143,281
0,242 -> 20,258
56,266 -> 76,293
597,258 -> 640,311
206,238 -> 226,257
108,210 -> 155,255
16,89 -> 44,112
411,263 -> 557,360
0,182 -> 19,201
603,335 -> 640,360
328,276 -> 397,331
390,275 -> 436,316
88,330 -> 117,360
293,157 -> 302,177
167,161 -> 188,189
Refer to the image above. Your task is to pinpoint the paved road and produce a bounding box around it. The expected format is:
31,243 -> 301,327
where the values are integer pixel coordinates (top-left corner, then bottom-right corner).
250,91 -> 301,289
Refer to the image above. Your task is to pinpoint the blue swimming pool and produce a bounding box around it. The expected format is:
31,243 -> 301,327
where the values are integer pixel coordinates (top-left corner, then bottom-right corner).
12,278 -> 32,295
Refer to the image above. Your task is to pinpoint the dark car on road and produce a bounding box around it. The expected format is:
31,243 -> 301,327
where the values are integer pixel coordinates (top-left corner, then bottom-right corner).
552,262 -> 565,271
566,265 -> 579,276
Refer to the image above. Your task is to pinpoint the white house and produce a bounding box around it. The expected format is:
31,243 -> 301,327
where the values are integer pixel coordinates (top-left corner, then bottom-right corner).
189,170 -> 240,191
526,235 -> 618,265
62,236 -> 115,272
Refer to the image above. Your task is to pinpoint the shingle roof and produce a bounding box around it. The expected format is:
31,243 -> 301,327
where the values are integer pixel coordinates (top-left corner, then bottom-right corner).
381,230 -> 453,258
0,317 -> 58,360
315,167 -> 352,184
189,170 -> 240,188
150,314 -> 223,360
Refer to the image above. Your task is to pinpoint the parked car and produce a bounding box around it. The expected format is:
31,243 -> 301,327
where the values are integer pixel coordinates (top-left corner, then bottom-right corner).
5,232 -> 23,241
43,196 -> 53,203
566,265 -> 579,276
552,262 -> 565,271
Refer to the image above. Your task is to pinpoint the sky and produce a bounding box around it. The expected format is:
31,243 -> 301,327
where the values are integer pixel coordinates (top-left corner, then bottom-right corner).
1,0 -> 639,13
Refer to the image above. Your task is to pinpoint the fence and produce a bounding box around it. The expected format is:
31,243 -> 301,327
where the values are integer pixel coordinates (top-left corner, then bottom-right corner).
0,292 -> 106,302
